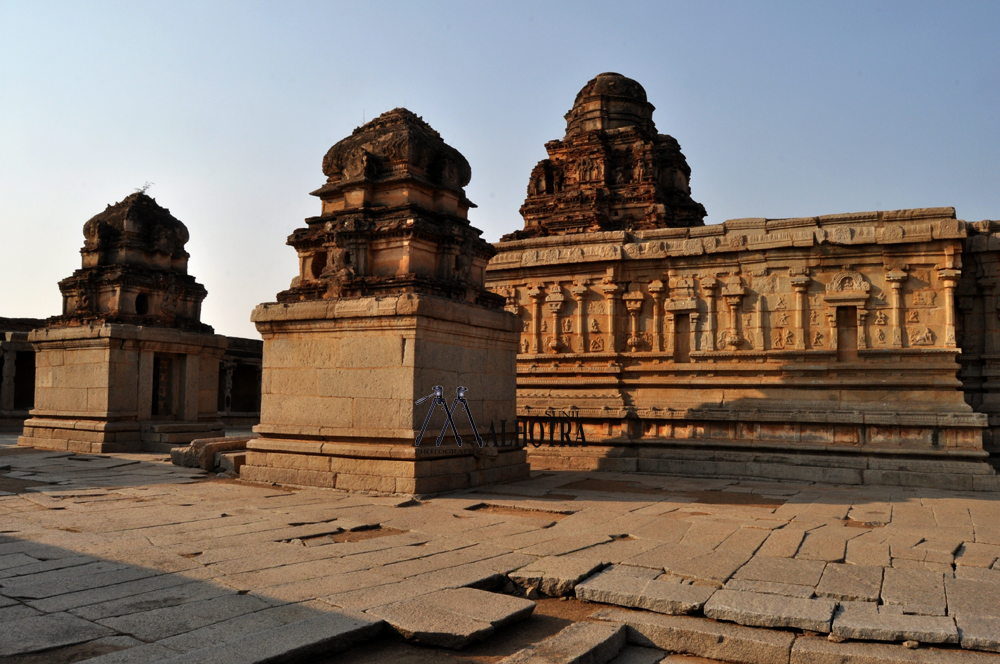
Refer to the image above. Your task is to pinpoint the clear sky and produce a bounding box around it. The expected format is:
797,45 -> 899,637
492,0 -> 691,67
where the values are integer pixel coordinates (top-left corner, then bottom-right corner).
2,1 -> 998,338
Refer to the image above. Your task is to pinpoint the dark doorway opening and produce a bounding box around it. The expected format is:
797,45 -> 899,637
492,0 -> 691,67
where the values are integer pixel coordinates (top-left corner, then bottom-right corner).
837,306 -> 859,362
674,314 -> 691,363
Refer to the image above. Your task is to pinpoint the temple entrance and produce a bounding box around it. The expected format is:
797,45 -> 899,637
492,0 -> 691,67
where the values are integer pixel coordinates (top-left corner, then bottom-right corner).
836,306 -> 858,362
674,314 -> 691,363
151,355 -> 177,418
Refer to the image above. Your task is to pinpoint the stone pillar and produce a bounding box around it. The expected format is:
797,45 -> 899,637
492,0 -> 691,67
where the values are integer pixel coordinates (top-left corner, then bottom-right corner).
601,282 -> 621,352
887,268 -> 908,349
137,350 -> 154,420
827,311 -> 838,351
571,282 -> 588,353
939,268 -> 960,348
664,312 -> 675,356
700,278 -> 718,351
546,285 -> 565,353
528,285 -> 544,354
791,275 -> 810,350
857,309 -> 869,349
649,280 -> 665,352
690,312 -> 701,352
0,347 -> 15,413
180,354 -> 200,422
624,291 -> 644,352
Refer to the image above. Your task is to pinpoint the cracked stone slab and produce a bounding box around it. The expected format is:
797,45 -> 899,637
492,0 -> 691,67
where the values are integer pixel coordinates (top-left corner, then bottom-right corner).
96,593 -> 271,642
575,565 -> 715,615
366,588 -> 534,649
815,563 -> 883,602
0,611 -> 114,657
832,609 -> 958,643
662,551 -> 750,585
881,568 -> 946,616
704,588 -> 837,633
509,556 -> 605,597
151,609 -> 383,664
499,621 -> 626,664
591,607 -> 795,664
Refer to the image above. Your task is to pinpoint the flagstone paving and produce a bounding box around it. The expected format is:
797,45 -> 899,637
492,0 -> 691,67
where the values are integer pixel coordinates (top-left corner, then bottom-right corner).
4,432 -> 1000,662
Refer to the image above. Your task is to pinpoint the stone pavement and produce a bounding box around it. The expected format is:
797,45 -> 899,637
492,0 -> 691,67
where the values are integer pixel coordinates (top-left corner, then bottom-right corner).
4,431 -> 1000,663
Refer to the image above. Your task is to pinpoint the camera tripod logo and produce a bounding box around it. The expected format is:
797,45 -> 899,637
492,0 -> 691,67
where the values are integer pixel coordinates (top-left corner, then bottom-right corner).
413,385 -> 484,448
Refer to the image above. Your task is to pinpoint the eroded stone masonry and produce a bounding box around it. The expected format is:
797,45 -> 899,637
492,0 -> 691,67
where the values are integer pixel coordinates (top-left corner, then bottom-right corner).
486,72 -> 1000,490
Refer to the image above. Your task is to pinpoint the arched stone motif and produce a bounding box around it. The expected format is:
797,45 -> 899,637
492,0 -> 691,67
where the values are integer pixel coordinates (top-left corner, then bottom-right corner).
826,271 -> 871,295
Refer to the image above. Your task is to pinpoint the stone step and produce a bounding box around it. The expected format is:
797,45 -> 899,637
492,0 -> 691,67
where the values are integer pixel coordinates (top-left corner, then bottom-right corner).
142,609 -> 383,664
498,621 -> 626,664
591,607 -> 795,664
791,636 -> 1000,663
365,587 -> 535,649
703,588 -> 838,633
575,565 -> 715,615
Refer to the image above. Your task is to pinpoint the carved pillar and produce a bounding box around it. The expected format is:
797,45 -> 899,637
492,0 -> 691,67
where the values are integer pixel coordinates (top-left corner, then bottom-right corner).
600,282 -> 621,352
222,360 -> 236,412
690,312 -> 702,352
664,313 -> 675,356
649,280 -> 665,352
571,282 -> 588,353
939,268 -> 960,348
791,275 -> 809,350
546,285 -> 566,353
700,277 -> 718,351
624,291 -> 644,352
528,285 -> 544,354
886,268 -> 908,349
0,347 -> 15,413
856,309 -> 869,349
827,311 -> 838,351
721,278 -> 746,349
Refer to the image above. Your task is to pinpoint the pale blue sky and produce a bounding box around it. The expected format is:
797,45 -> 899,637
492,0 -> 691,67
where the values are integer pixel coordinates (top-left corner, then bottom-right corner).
2,1 -> 997,338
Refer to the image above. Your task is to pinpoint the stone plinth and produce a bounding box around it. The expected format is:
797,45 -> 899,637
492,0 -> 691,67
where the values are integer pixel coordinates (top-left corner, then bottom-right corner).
242,293 -> 525,494
18,324 -> 226,453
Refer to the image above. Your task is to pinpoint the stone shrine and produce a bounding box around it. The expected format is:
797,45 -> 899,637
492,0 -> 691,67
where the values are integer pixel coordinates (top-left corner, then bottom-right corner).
486,73 -> 999,490
242,108 -> 526,494
19,193 -> 227,453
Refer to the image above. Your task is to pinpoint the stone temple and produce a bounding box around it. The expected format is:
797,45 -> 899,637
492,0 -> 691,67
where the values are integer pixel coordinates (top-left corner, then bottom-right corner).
18,193 -> 228,453
241,108 -> 527,494
485,72 -> 1000,491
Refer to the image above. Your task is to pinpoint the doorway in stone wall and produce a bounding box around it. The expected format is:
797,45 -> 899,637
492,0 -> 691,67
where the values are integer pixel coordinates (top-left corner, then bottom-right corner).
151,355 -> 177,418
836,306 -> 859,362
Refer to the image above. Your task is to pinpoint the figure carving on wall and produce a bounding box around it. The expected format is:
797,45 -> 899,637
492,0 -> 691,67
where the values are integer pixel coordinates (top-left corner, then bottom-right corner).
877,328 -> 886,343
562,318 -> 573,333
874,310 -> 887,325
541,320 -> 548,332
907,310 -> 920,323
775,296 -> 786,309
784,330 -> 795,346
521,338 -> 530,353
813,331 -> 823,347
893,329 -> 902,345
590,319 -> 600,332
772,330 -> 784,349
777,311 -> 790,326
522,319 -> 530,331
810,310 -> 818,325
913,291 -> 936,306
911,328 -> 934,345
590,338 -> 604,351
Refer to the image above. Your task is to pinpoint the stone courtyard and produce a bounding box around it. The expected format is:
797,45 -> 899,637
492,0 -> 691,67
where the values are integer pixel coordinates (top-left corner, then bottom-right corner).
5,431 -> 1000,663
